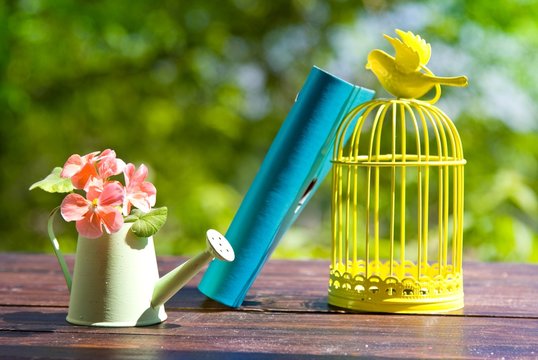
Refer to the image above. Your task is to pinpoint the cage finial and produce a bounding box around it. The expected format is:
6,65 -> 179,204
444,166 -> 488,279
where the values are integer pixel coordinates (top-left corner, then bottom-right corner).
365,29 -> 468,103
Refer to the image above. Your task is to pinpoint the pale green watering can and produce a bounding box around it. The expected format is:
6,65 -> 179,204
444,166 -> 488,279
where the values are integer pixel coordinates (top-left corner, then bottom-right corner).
49,218 -> 234,327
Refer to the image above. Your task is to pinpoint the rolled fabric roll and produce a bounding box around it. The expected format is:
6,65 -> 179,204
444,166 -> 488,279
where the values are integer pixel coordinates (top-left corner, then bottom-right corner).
198,66 -> 375,307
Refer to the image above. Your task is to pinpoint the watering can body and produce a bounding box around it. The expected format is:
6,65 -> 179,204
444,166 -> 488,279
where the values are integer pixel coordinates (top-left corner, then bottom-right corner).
49,216 -> 234,327
67,224 -> 167,327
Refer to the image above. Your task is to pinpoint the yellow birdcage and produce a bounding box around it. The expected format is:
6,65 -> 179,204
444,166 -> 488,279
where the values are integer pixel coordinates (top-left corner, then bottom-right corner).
328,30 -> 468,313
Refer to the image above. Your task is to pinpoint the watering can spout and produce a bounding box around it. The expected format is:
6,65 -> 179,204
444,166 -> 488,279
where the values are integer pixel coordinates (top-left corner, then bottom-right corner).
151,229 -> 235,308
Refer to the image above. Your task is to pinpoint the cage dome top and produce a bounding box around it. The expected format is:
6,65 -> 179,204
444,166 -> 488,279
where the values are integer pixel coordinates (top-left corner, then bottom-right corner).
366,29 -> 468,104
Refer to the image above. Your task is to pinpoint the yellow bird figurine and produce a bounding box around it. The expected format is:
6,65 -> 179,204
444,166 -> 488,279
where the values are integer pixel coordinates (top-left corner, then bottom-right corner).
366,29 -> 468,102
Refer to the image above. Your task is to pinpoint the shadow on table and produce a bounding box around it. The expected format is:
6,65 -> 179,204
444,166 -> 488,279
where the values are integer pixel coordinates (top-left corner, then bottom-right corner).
1,311 -> 66,332
0,310 -> 181,330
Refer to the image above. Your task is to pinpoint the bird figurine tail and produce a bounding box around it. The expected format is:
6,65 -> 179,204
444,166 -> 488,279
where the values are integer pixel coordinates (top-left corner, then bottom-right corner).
426,74 -> 468,87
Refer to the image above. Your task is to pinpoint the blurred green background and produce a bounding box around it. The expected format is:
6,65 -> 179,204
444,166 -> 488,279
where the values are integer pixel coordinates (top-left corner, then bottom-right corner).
1,0 -> 537,262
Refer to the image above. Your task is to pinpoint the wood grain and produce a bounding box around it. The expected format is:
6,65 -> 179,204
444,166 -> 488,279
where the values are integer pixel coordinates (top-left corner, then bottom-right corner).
1,253 -> 538,359
1,306 -> 537,358
1,254 -> 537,317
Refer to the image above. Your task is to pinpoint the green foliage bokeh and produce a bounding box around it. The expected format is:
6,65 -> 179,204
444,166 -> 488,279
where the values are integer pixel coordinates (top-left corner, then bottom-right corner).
1,0 -> 537,262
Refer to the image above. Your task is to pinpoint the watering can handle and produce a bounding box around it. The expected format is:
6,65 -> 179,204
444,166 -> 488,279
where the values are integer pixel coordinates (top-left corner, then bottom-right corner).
48,207 -> 72,292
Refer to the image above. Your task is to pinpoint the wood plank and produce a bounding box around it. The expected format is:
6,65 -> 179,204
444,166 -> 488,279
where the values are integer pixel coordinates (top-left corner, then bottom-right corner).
243,259 -> 538,318
1,254 -> 538,318
1,306 -> 537,358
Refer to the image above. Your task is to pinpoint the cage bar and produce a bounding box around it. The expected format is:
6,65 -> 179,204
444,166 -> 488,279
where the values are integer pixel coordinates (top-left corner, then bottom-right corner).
329,98 -> 465,313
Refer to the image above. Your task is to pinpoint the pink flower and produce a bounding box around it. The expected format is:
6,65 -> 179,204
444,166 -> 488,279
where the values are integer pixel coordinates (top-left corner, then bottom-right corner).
60,182 -> 125,239
123,163 -> 156,215
60,149 -> 125,190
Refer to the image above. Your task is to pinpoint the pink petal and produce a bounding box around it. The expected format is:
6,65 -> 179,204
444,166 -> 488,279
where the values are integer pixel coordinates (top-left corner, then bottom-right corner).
141,181 -> 156,198
127,193 -> 152,213
60,194 -> 90,222
85,179 -> 105,201
71,162 -> 98,190
123,163 -> 149,189
83,150 -> 101,161
61,154 -> 83,178
123,163 -> 135,188
61,151 -> 100,180
132,164 -> 149,184
122,199 -> 132,217
98,207 -> 124,234
98,151 -> 126,179
96,149 -> 114,160
98,182 -> 124,207
76,212 -> 103,239
140,182 -> 156,207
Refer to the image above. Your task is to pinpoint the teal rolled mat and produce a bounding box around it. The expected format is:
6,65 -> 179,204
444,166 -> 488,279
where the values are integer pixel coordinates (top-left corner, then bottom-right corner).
198,66 -> 375,307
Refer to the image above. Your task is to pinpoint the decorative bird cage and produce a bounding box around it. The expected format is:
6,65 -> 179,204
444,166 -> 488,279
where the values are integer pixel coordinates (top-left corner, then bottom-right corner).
328,30 -> 467,313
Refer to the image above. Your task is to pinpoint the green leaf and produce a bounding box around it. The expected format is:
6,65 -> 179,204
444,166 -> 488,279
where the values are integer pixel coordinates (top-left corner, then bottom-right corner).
29,167 -> 74,193
125,207 -> 168,237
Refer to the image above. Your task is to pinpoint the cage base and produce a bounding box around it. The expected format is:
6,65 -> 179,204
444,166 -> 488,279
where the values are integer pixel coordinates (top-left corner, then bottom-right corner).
328,291 -> 463,314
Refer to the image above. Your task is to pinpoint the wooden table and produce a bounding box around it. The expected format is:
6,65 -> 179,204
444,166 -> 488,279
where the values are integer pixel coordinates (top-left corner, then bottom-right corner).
1,253 -> 537,359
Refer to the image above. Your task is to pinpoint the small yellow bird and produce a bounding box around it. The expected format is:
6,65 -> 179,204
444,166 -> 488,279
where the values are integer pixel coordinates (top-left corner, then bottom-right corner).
366,29 -> 468,101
